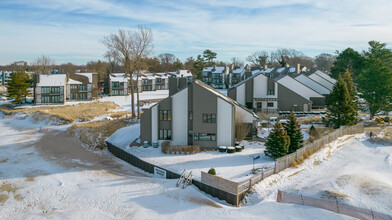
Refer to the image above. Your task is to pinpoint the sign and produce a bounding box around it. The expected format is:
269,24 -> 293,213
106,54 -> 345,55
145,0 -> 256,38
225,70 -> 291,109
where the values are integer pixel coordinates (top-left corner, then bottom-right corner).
254,155 -> 260,161
154,167 -> 167,179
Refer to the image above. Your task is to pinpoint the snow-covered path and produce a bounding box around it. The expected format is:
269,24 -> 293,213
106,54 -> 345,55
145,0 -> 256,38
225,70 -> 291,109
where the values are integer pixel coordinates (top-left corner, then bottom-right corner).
0,118 -> 354,219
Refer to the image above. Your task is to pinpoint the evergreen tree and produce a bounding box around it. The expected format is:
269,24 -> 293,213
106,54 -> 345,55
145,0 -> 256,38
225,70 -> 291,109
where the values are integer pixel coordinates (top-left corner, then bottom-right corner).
202,49 -> 217,66
324,75 -> 358,128
357,57 -> 392,118
265,121 -> 290,159
284,109 -> 304,153
330,48 -> 364,80
193,55 -> 205,80
7,71 -> 30,104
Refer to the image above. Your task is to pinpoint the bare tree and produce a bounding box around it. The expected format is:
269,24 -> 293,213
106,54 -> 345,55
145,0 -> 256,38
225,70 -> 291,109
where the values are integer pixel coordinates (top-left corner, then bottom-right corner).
104,51 -> 120,73
158,53 -> 176,72
270,48 -> 314,68
314,53 -> 336,73
246,51 -> 269,66
31,55 -> 55,74
235,111 -> 252,141
230,57 -> 244,67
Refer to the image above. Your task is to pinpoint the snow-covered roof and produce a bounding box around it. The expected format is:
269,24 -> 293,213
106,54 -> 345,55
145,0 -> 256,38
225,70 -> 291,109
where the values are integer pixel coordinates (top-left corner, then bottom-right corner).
213,67 -> 225,73
110,73 -> 129,82
75,72 -> 95,83
203,67 -> 214,72
277,67 -> 285,73
37,74 -> 67,87
67,78 -> 82,85
314,70 -> 336,84
289,67 -> 296,73
263,68 -> 275,73
252,69 -> 261,75
232,67 -> 245,74
178,70 -> 192,77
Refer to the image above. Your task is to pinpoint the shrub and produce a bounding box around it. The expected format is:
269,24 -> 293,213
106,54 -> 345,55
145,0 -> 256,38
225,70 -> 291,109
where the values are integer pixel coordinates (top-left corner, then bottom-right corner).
219,146 -> 227,152
375,117 -> 384,125
208,168 -> 216,175
161,144 -> 201,155
235,146 -> 242,152
227,146 -> 236,153
309,125 -> 321,139
161,141 -> 170,154
290,160 -> 298,168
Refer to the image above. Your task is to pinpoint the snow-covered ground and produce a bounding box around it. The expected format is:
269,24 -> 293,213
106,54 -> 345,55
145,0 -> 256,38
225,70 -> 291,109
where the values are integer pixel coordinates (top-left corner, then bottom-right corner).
0,115 -> 354,219
248,133 -> 392,215
124,141 -> 275,182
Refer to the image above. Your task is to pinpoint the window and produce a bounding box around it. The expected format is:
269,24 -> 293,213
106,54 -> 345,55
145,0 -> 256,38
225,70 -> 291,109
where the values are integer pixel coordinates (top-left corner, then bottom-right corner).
70,85 -> 77,90
71,93 -> 78,100
80,85 -> 87,91
52,96 -> 61,103
156,78 -> 161,83
143,79 -> 148,85
41,96 -> 50,103
120,82 -> 124,87
80,93 -> 87,99
267,102 -> 274,107
246,102 -> 252,109
189,111 -> 193,120
202,113 -> 216,123
112,82 -> 119,88
194,133 -> 216,141
257,102 -> 262,109
41,87 -> 50,94
159,129 -> 171,140
159,110 -> 171,121
51,87 -> 60,94
268,90 -> 275,95
112,89 -> 124,96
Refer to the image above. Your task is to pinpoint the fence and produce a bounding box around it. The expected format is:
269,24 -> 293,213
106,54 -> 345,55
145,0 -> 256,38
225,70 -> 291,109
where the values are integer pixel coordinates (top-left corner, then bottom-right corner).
106,122 -> 365,207
275,122 -> 364,173
277,190 -> 392,220
107,142 -> 241,206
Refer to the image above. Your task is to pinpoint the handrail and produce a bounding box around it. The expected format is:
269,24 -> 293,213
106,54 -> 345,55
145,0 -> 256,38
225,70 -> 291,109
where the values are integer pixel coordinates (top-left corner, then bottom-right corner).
176,169 -> 186,187
182,171 -> 193,189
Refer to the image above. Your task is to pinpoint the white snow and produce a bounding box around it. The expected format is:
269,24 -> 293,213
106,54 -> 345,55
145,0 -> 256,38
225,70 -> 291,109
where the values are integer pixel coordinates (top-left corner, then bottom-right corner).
232,67 -> 245,74
37,74 -> 67,87
67,78 -> 82,85
75,72 -> 95,83
213,66 -> 225,73
109,73 -> 129,82
106,123 -> 140,147
248,133 -> 392,215
124,141 -> 275,182
202,67 -> 214,72
0,114 -> 355,219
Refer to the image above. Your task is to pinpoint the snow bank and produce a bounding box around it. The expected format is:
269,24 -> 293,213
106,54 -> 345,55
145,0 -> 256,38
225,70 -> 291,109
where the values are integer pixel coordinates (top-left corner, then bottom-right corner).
106,123 -> 140,148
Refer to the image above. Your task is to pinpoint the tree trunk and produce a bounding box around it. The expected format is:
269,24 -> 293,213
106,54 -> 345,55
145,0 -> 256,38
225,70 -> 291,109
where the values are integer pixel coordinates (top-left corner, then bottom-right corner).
129,77 -> 136,118
136,73 -> 140,119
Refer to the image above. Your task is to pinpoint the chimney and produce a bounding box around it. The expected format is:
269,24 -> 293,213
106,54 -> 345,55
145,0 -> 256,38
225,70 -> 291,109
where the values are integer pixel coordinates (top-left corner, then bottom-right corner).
264,64 -> 268,70
297,63 -> 301,74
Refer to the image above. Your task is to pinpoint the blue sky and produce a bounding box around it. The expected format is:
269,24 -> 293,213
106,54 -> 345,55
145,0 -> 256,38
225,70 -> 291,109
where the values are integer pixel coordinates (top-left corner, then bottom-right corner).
0,0 -> 391,65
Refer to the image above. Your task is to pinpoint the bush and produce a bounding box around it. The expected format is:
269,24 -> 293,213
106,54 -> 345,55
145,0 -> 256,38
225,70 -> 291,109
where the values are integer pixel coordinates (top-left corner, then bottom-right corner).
227,146 -> 235,153
219,146 -> 227,152
161,143 -> 201,155
208,168 -> 216,175
375,117 -> 384,125
290,160 -> 298,168
309,125 -> 321,139
235,146 -> 242,152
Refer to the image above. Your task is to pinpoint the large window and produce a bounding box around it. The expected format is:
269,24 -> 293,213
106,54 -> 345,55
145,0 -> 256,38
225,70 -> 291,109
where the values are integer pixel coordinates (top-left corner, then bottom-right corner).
41,87 -> 50,94
159,129 -> 171,140
80,85 -> 87,91
51,87 -> 60,94
159,110 -> 171,121
112,82 -> 119,88
267,90 -> 275,95
142,79 -> 148,85
70,93 -> 78,100
80,93 -> 87,99
267,102 -> 274,107
194,133 -> 216,141
156,78 -> 161,83
70,85 -> 77,90
41,96 -> 50,103
52,96 -> 61,103
202,113 -> 216,123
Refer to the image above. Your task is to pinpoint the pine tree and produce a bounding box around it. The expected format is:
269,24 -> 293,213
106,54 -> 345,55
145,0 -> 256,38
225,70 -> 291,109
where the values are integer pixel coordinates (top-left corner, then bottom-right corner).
7,71 -> 30,104
284,109 -> 304,153
265,121 -> 290,159
342,70 -> 359,115
324,75 -> 358,128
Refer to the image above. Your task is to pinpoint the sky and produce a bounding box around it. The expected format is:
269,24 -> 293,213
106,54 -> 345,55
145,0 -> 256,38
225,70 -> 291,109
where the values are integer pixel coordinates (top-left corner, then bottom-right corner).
0,0 -> 392,65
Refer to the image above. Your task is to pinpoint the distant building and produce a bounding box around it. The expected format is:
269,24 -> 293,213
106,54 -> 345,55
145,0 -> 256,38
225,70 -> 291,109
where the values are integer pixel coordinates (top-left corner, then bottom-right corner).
34,74 -> 67,105
201,66 -> 229,89
107,73 -> 129,96
66,73 -> 99,101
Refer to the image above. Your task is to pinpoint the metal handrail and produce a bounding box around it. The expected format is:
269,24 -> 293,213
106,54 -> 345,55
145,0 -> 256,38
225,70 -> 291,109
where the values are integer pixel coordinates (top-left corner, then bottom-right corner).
176,169 -> 186,187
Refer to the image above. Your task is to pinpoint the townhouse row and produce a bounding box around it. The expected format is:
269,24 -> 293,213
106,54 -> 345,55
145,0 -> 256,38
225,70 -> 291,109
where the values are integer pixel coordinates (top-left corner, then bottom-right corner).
33,73 -> 99,104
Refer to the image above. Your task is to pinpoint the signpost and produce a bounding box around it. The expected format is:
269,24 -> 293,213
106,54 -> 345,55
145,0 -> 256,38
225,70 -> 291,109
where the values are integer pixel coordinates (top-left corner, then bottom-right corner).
250,155 -> 261,173
154,166 -> 167,179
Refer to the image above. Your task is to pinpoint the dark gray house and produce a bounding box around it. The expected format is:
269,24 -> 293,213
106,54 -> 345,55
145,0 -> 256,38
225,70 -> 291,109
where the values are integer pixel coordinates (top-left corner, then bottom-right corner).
140,79 -> 258,148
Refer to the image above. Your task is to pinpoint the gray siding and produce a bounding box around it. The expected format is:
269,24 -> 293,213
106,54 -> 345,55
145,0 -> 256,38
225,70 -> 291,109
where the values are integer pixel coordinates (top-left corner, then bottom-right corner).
158,97 -> 172,131
140,108 -> 152,144
227,87 -> 236,100
245,79 -> 253,105
277,84 -> 312,111
192,83 -> 217,148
